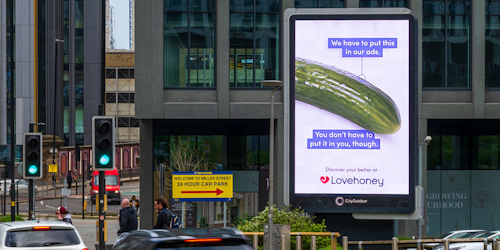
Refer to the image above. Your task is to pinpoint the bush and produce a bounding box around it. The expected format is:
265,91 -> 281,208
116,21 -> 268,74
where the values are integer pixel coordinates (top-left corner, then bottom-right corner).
239,205 -> 331,250
0,215 -> 23,222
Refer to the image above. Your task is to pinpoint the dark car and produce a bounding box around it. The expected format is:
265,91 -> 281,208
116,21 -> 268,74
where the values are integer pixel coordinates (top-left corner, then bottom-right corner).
113,228 -> 254,250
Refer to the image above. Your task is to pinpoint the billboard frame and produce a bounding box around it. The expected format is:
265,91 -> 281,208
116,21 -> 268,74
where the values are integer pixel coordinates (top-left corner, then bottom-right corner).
285,8 -> 418,214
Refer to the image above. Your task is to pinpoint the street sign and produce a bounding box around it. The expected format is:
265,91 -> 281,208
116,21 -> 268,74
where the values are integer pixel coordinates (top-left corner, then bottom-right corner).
48,165 -> 57,173
95,194 -> 107,211
172,171 -> 233,202
61,188 -> 71,197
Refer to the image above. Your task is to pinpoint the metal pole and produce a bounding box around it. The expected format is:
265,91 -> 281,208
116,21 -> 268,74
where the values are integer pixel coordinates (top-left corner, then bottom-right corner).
3,158 -> 6,215
16,180 -> 18,215
223,202 -> 226,227
29,126 -> 34,220
9,0 -> 15,222
63,178 -> 67,209
99,172 -> 105,250
82,160 -> 85,219
418,144 -> 422,240
268,85 -> 281,250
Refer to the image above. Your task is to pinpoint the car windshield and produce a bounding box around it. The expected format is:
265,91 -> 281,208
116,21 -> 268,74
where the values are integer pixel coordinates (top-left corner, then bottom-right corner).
5,229 -> 80,247
94,175 -> 119,185
473,232 -> 495,238
438,233 -> 452,239
459,232 -> 481,238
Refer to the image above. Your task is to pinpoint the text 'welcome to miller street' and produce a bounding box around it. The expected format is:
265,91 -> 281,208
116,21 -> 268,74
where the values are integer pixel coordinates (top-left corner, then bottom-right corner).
174,175 -> 231,187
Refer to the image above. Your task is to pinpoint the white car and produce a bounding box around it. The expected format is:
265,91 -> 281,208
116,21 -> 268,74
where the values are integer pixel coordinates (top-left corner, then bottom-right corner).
1,179 -> 37,196
0,220 -> 88,249
434,230 -> 500,250
407,230 -> 485,250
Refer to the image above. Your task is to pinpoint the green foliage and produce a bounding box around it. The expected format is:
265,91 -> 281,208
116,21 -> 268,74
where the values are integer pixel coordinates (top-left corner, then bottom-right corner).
232,212 -> 252,228
397,236 -> 413,240
0,215 -> 23,222
199,216 -> 208,228
239,205 -> 331,250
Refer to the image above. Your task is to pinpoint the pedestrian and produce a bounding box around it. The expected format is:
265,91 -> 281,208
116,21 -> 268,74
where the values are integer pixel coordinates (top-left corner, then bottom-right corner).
67,171 -> 73,189
52,173 -> 56,186
62,208 -> 72,224
55,206 -> 65,221
118,198 -> 138,235
153,197 -> 172,229
130,195 -> 139,211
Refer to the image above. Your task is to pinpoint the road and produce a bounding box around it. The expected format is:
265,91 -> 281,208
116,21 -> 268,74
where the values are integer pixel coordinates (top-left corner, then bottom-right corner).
0,181 -> 140,216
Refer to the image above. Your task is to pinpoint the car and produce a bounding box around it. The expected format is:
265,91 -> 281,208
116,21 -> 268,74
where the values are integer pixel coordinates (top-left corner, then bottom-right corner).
1,179 -> 37,196
90,169 -> 122,205
416,230 -> 487,249
113,228 -> 254,250
0,220 -> 88,249
434,230 -> 500,250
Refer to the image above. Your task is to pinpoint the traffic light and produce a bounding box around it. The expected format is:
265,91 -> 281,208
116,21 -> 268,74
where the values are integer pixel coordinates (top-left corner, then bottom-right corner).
23,133 -> 43,179
92,116 -> 115,171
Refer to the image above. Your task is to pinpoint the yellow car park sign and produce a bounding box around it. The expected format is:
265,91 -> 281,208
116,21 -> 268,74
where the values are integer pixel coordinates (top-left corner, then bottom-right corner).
172,171 -> 233,202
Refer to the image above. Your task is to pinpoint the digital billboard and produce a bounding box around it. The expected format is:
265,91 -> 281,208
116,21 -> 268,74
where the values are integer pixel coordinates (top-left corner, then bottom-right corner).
289,12 -> 417,213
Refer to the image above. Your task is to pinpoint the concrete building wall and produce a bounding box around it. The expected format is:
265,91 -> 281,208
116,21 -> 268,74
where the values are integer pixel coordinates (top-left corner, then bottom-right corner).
0,0 -> 7,145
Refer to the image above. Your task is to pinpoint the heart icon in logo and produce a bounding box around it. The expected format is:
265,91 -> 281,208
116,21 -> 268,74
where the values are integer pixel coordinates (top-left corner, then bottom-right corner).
320,176 -> 329,184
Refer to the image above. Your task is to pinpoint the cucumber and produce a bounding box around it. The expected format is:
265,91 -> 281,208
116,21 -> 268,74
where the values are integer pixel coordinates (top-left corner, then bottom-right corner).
295,58 -> 401,134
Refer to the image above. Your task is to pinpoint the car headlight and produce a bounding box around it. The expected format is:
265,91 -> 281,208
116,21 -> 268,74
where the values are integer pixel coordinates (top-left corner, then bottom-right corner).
115,190 -> 119,193
94,190 -> 98,194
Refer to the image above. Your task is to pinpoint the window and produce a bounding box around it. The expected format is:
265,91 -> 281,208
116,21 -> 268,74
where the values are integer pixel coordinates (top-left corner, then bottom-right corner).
423,0 -> 470,88
359,0 -> 407,7
295,0 -> 344,8
230,0 -> 280,87
164,0 -> 215,88
486,0 -> 500,88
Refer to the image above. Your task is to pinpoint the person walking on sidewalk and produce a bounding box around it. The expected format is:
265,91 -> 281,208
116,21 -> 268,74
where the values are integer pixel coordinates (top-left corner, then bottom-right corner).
118,198 -> 138,235
130,195 -> 139,211
153,197 -> 172,229
67,172 -> 73,189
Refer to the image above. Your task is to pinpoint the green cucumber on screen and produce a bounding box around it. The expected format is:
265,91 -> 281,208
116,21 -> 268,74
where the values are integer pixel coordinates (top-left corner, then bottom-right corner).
295,57 -> 401,134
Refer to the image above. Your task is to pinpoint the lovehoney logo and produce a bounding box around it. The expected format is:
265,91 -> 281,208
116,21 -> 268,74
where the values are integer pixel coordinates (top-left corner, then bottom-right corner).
335,197 -> 344,206
329,176 -> 384,187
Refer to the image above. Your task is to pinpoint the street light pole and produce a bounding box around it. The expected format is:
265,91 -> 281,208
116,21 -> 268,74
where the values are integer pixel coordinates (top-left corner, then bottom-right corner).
53,39 -> 64,166
262,80 -> 283,250
418,135 -> 432,240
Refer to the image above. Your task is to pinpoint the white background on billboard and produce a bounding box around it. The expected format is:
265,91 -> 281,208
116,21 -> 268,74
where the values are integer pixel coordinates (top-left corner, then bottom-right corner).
295,20 -> 410,195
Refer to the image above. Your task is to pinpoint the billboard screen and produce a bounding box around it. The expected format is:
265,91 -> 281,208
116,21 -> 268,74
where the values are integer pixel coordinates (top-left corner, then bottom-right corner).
290,13 -> 417,213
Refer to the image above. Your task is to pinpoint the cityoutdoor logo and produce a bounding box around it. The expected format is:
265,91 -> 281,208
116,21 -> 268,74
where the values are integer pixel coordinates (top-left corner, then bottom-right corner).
335,197 -> 368,206
335,197 -> 344,206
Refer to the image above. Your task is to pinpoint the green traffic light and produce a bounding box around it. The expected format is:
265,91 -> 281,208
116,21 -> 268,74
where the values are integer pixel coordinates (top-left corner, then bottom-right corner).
99,154 -> 110,165
28,165 -> 38,174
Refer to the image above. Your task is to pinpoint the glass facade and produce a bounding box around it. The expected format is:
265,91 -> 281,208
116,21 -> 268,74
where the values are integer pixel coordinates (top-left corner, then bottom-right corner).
486,0 -> 500,88
295,0 -> 345,8
229,0 -> 279,87
163,0 -> 215,88
423,0 -> 470,88
359,0 -> 408,7
154,135 -> 269,171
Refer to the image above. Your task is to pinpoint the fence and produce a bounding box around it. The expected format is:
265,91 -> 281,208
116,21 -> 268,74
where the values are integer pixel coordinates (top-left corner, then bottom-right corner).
242,232 -> 340,250
344,236 -> 500,250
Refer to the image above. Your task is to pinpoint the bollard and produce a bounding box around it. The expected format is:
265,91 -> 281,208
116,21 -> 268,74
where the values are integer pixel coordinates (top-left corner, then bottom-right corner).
253,234 -> 258,250
392,237 -> 398,250
358,241 -> 363,250
281,235 -> 286,250
343,236 -> 348,250
331,233 -> 336,250
311,236 -> 316,250
444,239 -> 449,250
297,236 -> 302,250
417,239 -> 422,250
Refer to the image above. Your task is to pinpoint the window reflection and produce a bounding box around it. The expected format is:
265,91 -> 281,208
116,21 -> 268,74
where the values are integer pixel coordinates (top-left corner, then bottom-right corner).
164,0 -> 215,88
295,0 -> 344,8
423,0 -> 470,88
486,0 -> 500,88
359,0 -> 408,7
229,1 -> 279,87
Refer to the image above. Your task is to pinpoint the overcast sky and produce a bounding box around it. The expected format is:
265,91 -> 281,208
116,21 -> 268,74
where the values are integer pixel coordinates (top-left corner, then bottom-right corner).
109,0 -> 130,50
